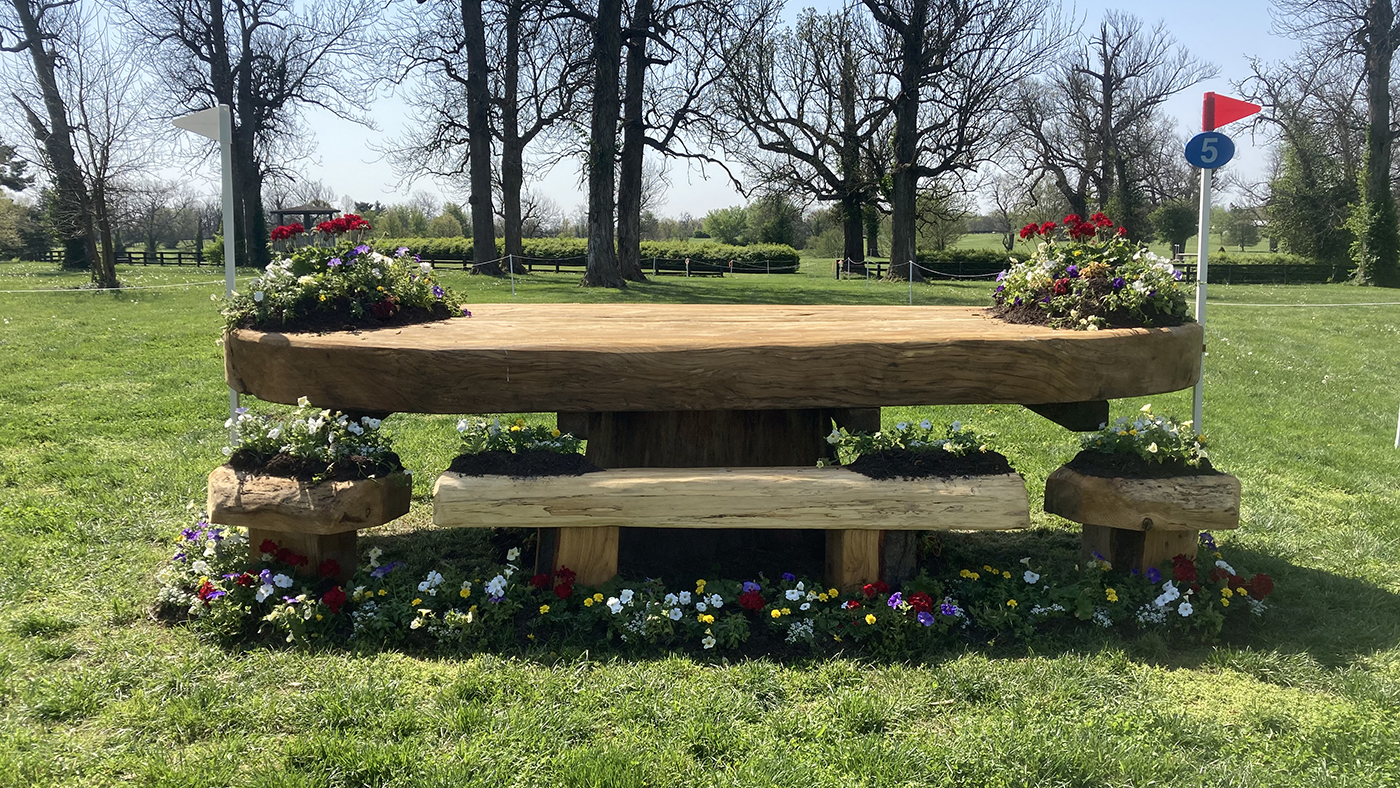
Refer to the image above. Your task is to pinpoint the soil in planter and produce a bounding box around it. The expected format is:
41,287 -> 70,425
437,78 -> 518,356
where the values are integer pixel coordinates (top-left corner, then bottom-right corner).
227,448 -> 403,482
846,448 -> 1014,480
235,300 -> 456,335
448,450 -> 602,478
1064,449 -> 1220,479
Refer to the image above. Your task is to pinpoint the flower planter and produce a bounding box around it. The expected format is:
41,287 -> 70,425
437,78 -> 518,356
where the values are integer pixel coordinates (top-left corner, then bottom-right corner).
1043,464 -> 1241,571
433,465 -> 1031,589
207,465 -> 412,579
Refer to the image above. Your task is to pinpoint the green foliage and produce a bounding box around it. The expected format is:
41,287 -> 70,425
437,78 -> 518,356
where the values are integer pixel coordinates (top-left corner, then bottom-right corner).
1347,169 -> 1400,286
915,248 -> 1015,265
0,197 -> 47,260
1221,204 -> 1262,251
702,206 -> 748,245
1079,404 -> 1208,467
375,237 -> 801,267
427,213 -> 464,238
0,138 -> 32,192
1149,201 -> 1196,251
1268,123 -> 1356,275
455,416 -> 583,455
746,193 -> 804,247
824,420 -> 995,466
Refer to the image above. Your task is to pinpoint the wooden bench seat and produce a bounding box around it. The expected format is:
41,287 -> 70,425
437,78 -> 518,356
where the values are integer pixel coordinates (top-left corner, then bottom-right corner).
433,466 -> 1030,588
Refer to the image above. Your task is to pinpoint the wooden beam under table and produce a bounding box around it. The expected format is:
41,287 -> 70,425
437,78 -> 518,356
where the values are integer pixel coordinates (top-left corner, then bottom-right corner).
1024,401 -> 1109,432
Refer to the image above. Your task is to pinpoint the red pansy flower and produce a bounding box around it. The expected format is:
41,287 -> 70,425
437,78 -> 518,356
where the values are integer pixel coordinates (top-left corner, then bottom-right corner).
317,559 -> 341,579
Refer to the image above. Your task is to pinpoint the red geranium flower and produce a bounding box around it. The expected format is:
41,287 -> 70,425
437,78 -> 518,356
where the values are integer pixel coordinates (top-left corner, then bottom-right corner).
1172,554 -> 1197,583
1115,226 -> 1128,238
322,585 -> 347,615
529,573 -> 551,589
235,572 -> 256,587
259,539 -> 279,554
287,222 -> 305,235
1090,212 -> 1113,227
370,297 -> 399,319
1040,221 -> 1057,234
738,590 -> 765,610
317,559 -> 341,579
861,583 -> 877,598
1019,223 -> 1040,239
1247,573 -> 1274,599
1063,214 -> 1082,225
908,592 -> 934,614
1227,574 -> 1247,590
553,582 -> 574,600
555,566 -> 577,584
873,581 -> 890,595
1053,277 -> 1071,296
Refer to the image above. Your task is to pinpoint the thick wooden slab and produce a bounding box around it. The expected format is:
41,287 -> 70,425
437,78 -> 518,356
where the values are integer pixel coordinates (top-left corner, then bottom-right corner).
225,305 -> 1201,413
1044,465 -> 1241,533
432,466 -> 1030,531
207,465 -> 412,534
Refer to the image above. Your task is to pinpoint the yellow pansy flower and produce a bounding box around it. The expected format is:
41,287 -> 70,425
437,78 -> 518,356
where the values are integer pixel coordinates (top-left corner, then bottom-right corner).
1006,599 -> 1018,608
584,597 -> 594,607
864,613 -> 877,625
378,589 -> 387,596
539,604 -> 550,614
771,609 -> 782,619
411,598 -> 422,605
1105,588 -> 1118,603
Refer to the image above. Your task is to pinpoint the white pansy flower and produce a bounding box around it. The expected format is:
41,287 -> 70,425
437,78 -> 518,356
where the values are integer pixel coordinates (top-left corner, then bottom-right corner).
255,585 -> 273,603
1178,601 -> 1194,617
485,574 -> 507,597
607,597 -> 623,614
708,594 -> 723,608
785,589 -> 802,601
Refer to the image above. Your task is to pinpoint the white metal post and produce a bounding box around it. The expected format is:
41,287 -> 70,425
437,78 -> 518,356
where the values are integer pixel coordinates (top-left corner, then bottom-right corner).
1192,166 -> 1213,435
219,107 -> 239,428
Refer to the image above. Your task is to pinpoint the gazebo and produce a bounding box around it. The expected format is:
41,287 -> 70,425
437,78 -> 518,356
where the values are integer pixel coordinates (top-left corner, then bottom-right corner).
269,204 -> 340,229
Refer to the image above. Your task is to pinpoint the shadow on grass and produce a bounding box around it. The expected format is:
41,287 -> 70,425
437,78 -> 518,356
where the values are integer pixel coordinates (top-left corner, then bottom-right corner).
204,525 -> 1400,679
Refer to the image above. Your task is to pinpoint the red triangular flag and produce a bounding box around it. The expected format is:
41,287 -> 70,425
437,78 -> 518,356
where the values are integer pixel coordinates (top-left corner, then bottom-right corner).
1202,92 -> 1261,131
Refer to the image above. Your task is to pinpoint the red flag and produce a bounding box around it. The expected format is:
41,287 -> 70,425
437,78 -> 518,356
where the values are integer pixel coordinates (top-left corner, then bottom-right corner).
1202,92 -> 1261,131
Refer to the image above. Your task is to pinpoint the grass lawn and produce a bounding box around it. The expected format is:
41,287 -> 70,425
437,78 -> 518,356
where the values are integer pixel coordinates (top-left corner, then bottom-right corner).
2,258 -> 1399,786
953,230 -> 1278,259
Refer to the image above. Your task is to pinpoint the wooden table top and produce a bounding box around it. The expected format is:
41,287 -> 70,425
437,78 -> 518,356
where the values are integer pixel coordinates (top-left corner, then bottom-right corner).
225,304 -> 1202,413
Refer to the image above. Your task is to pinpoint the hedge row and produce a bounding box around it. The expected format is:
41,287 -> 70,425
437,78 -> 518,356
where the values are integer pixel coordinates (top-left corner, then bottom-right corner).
377,237 -> 800,267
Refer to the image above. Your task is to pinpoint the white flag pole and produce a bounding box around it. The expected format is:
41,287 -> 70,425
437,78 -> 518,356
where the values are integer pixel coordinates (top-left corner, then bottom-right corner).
1192,165 -> 1213,436
174,105 -> 239,431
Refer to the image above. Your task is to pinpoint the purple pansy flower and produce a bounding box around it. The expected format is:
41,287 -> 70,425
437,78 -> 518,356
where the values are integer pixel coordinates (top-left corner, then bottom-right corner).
206,589 -> 226,600
781,572 -> 796,581
887,591 -> 903,609
917,611 -> 935,627
328,257 -> 343,268
173,552 -> 186,561
1145,567 -> 1162,583
354,244 -> 370,256
181,527 -> 201,541
1013,297 -> 1022,306
370,562 -> 399,579
742,581 -> 761,593
996,270 -> 1007,282
259,569 -> 273,584
1199,531 -> 1217,550
433,285 -> 445,299
396,247 -> 410,257
1065,264 -> 1079,278
940,602 -> 960,617
1111,276 -> 1126,289
460,307 -> 472,317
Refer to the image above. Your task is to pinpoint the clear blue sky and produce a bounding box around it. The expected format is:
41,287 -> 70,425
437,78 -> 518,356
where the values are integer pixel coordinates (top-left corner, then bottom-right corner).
279,0 -> 1297,216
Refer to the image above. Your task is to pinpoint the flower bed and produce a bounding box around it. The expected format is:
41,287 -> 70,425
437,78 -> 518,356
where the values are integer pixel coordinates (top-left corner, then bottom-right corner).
156,526 -> 1274,653
225,222 -> 463,332
992,213 -> 1191,330
222,398 -> 402,483
446,417 -> 597,477
825,420 -> 1014,479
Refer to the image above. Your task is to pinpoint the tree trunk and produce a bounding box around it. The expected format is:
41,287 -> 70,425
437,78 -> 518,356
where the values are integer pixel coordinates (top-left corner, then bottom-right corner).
842,197 -> 865,262
864,205 -> 880,257
1353,0 -> 1400,287
499,1 -> 527,275
91,182 -> 118,288
462,0 -> 503,276
581,0 -> 626,289
885,0 -> 925,282
615,0 -> 653,283
11,0 -> 97,274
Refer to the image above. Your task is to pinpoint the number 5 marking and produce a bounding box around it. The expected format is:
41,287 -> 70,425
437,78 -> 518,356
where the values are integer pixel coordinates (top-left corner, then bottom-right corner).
1200,136 -> 1218,164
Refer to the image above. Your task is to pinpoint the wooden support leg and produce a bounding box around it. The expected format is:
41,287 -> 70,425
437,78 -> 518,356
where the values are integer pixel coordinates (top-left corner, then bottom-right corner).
1081,524 -> 1198,573
826,530 -> 880,593
880,531 -> 920,587
248,528 -> 357,582
554,526 -> 619,586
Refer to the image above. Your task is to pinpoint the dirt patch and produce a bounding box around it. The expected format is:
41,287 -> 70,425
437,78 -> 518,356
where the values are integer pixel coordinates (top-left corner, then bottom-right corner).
1064,449 -> 1220,479
236,301 -> 456,334
846,448 -> 1014,480
448,450 -> 602,478
227,448 -> 403,482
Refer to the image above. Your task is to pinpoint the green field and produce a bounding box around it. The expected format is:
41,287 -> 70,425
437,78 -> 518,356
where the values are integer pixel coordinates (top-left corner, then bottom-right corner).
954,230 -> 1276,258
2,258 -> 1398,786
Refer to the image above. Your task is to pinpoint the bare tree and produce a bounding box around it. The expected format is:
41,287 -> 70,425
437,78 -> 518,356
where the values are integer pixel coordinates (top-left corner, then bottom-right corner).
121,0 -> 379,270
724,5 -> 889,263
1,0 -> 98,273
1012,12 -> 1214,238
862,0 -> 1060,281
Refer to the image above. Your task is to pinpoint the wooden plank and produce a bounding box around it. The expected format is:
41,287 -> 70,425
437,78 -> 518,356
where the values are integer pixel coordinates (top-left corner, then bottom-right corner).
1024,401 -> 1109,432
826,530 -> 881,592
1044,465 -> 1240,533
433,467 -> 1030,531
207,465 -> 412,535
554,526 -> 618,586
225,305 -> 1202,413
